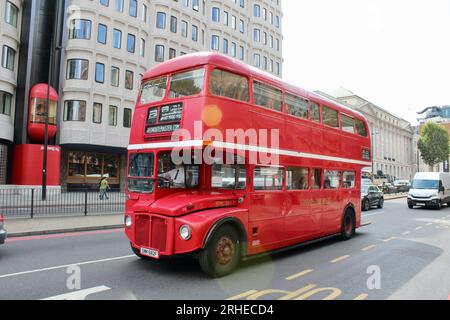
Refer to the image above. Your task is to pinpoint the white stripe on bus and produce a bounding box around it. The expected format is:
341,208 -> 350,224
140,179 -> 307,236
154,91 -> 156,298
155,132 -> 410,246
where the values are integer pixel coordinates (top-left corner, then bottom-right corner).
127,140 -> 372,167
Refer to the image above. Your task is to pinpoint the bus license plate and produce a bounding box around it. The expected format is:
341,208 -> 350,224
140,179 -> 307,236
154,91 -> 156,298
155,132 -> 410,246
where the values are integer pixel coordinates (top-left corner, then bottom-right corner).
140,247 -> 160,259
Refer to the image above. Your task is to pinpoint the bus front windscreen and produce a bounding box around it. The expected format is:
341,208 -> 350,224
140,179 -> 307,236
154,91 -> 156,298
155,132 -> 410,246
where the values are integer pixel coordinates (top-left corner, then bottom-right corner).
412,180 -> 439,190
128,153 -> 155,193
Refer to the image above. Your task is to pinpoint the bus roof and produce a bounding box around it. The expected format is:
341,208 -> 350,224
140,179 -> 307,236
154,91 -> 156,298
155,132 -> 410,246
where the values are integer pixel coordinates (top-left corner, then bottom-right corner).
142,52 -> 366,121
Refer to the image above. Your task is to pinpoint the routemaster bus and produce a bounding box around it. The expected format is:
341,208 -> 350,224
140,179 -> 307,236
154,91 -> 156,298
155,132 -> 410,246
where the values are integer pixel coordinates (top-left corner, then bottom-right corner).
125,52 -> 372,277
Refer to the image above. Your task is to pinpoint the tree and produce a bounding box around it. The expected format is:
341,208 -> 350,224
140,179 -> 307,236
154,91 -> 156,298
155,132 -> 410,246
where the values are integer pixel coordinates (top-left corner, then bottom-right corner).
418,122 -> 450,170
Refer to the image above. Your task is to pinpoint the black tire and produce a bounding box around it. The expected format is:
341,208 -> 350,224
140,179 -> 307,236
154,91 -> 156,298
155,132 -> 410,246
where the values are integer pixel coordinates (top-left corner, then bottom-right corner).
408,204 -> 414,209
341,209 -> 355,241
199,225 -> 241,278
436,201 -> 442,210
377,198 -> 384,209
362,199 -> 370,212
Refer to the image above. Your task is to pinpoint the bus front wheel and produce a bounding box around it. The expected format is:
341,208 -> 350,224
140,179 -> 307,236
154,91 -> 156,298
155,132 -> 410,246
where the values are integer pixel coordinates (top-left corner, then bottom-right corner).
199,225 -> 241,278
341,209 -> 355,241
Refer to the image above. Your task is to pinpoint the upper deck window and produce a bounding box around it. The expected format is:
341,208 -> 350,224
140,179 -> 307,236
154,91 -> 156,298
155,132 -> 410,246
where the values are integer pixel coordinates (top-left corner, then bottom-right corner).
341,114 -> 355,134
285,94 -> 309,119
323,106 -> 339,128
140,77 -> 168,105
169,68 -> 205,99
355,119 -> 368,137
253,81 -> 283,112
310,102 -> 320,123
209,69 -> 249,102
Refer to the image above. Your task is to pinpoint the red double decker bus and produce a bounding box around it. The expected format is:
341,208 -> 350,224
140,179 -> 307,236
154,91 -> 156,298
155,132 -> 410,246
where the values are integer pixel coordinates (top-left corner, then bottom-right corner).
125,53 -> 372,277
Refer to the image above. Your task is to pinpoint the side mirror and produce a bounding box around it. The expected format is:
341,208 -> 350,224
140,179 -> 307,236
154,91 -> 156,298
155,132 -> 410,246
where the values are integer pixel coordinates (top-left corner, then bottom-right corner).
440,187 -> 445,193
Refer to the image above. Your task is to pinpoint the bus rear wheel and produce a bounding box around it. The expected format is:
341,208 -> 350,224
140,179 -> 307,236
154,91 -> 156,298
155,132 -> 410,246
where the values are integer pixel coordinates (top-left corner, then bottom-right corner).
341,209 -> 355,241
199,225 -> 241,278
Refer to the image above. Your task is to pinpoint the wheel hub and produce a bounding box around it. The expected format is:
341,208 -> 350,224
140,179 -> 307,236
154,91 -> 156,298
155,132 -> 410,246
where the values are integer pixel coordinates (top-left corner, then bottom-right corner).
216,236 -> 236,266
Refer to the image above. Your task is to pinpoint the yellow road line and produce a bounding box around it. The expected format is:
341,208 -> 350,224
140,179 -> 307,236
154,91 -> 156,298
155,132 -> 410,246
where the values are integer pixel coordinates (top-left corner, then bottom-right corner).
354,293 -> 369,300
286,269 -> 314,281
226,290 -> 258,300
361,245 -> 377,251
330,255 -> 350,263
401,231 -> 411,236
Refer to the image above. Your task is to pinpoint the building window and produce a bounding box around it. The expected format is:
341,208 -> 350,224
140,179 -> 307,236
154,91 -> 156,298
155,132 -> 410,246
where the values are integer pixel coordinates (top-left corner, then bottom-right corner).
253,28 -> 260,42
115,0 -> 124,12
192,25 -> 198,41
93,103 -> 102,124
123,108 -> 132,128
109,105 -> 118,126
170,16 -> 177,33
97,24 -> 107,44
95,62 -> 105,83
140,38 -> 145,57
181,20 -> 188,37
113,29 -> 122,49
253,4 -> 260,17
223,39 -> 228,54
69,19 -> 91,39
125,70 -> 134,90
212,7 -> 220,22
127,33 -> 135,53
211,35 -> 219,51
142,4 -> 147,22
111,66 -> 120,87
68,151 -> 120,181
64,100 -> 86,121
0,91 -> 12,116
155,45 -> 165,62
156,12 -> 166,29
66,59 -> 89,80
192,0 -> 199,11
100,0 -> 109,7
169,48 -> 176,59
1,45 -> 15,71
129,0 -> 137,17
5,1 -> 18,27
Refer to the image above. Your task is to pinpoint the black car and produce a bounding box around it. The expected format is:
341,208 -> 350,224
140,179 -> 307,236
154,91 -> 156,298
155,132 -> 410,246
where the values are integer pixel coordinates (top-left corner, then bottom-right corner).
361,185 -> 384,211
0,214 -> 6,245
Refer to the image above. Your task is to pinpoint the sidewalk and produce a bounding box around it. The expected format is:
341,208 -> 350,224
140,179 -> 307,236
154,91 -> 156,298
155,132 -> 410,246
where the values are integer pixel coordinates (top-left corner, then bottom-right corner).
5,214 -> 124,238
385,193 -> 408,200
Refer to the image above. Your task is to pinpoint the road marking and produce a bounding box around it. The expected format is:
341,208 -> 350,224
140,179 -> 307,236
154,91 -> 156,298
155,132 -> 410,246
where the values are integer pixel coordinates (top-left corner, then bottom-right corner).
354,294 -> 369,300
226,290 -> 259,301
415,226 -> 423,231
0,255 -> 135,279
286,269 -> 314,281
362,211 -> 384,218
361,245 -> 377,251
380,237 -> 396,243
330,255 -> 350,264
426,223 -> 433,226
401,231 -> 411,236
42,286 -> 111,300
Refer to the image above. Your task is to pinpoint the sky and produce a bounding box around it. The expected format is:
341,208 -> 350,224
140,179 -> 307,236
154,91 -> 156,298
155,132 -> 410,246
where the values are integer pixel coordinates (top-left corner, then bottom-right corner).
281,0 -> 450,125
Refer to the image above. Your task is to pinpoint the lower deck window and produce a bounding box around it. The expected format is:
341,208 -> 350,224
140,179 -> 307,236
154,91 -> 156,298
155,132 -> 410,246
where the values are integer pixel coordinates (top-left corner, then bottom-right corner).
254,167 -> 283,191
212,164 -> 246,190
287,167 -> 309,190
324,170 -> 341,189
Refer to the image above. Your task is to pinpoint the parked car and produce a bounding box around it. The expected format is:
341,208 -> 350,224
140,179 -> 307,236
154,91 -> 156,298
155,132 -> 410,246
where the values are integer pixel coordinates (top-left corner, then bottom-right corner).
381,183 -> 397,194
394,180 -> 411,193
0,214 -> 6,245
361,185 -> 384,211
408,172 -> 450,209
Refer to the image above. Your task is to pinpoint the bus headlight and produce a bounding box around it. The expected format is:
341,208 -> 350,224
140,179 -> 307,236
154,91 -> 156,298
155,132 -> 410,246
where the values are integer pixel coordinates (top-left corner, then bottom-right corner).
125,216 -> 132,228
179,225 -> 192,241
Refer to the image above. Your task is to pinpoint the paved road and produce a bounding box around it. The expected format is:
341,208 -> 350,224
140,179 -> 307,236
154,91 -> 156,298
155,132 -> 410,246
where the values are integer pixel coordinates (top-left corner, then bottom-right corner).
1,198 -> 450,300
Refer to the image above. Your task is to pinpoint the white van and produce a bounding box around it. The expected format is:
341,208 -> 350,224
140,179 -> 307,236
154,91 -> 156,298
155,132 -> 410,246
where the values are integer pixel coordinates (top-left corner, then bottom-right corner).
408,172 -> 450,209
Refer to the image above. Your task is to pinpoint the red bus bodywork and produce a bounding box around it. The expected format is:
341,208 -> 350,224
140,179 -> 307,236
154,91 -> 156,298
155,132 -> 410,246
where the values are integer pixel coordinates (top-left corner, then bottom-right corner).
125,53 -> 371,274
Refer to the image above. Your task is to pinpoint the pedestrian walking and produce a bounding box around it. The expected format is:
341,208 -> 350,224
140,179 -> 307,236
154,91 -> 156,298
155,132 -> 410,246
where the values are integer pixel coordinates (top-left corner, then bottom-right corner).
99,177 -> 110,200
